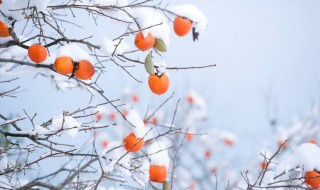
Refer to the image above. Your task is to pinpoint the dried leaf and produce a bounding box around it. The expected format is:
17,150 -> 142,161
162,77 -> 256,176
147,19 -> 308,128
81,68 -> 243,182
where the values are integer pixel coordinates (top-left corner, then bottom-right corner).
144,52 -> 154,75
87,44 -> 93,52
154,38 -> 167,52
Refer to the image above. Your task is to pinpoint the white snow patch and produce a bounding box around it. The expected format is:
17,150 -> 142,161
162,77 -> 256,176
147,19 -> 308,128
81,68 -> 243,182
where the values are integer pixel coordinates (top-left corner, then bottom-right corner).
125,109 -> 148,138
51,115 -> 81,138
56,43 -> 92,63
277,143 -> 320,173
147,141 -> 170,167
100,37 -> 130,57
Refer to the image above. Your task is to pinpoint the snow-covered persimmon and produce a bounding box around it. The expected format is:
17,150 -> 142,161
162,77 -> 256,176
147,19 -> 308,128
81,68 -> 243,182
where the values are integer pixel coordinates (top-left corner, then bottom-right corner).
309,139 -> 318,144
173,17 -> 192,37
148,74 -> 170,95
74,60 -> 95,80
134,32 -> 155,51
305,170 -> 320,189
0,21 -> 10,37
28,44 -> 47,64
123,133 -> 144,152
54,56 -> 74,75
149,165 -> 167,183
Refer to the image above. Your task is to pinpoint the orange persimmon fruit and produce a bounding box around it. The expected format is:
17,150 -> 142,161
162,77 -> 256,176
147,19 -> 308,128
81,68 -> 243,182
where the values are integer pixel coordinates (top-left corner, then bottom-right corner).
95,113 -> 102,120
54,56 -> 74,74
224,139 -> 234,146
28,44 -> 47,64
0,21 -> 10,37
123,133 -> 144,152
173,17 -> 192,36
305,170 -> 320,189
74,60 -> 95,80
148,74 -> 169,95
186,133 -> 193,141
110,112 -> 116,120
132,94 -> 139,102
134,32 -> 155,51
204,150 -> 211,158
187,95 -> 194,104
101,140 -> 108,148
149,165 -> 167,183
260,162 -> 268,169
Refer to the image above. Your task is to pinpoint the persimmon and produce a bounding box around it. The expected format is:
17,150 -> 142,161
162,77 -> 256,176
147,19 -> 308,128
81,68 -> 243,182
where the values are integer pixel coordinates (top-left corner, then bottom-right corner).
204,150 -> 211,158
173,17 -> 192,36
0,21 -> 10,37
224,139 -> 234,146
151,117 -> 158,125
187,95 -> 194,104
110,112 -> 116,120
54,56 -> 74,75
122,110 -> 129,117
148,74 -> 170,95
134,32 -> 155,51
95,113 -> 102,120
309,139 -> 318,144
210,167 -> 218,173
277,140 -> 287,149
149,165 -> 167,183
305,170 -> 320,189
74,60 -> 95,80
132,94 -> 139,102
123,133 -> 144,152
101,140 -> 108,148
186,133 -> 193,141
260,162 -> 268,169
28,44 -> 47,64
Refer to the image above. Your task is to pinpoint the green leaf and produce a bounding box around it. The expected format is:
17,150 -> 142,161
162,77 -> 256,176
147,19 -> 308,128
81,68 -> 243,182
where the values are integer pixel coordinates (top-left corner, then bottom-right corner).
145,52 -> 154,75
154,38 -> 167,52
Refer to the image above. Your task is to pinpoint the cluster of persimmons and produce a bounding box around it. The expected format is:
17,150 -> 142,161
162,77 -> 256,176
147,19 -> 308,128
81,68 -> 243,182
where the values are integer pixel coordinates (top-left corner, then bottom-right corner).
1,16 -> 193,96
135,16 -> 193,95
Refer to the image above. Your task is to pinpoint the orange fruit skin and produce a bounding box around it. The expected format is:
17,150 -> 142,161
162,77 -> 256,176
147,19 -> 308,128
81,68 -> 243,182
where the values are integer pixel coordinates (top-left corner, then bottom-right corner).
132,95 -> 139,102
54,56 -> 74,75
123,133 -> 144,152
74,60 -> 95,80
204,150 -> 211,158
309,139 -> 317,144
305,170 -> 320,189
134,32 -> 155,51
186,133 -> 193,141
187,95 -> 194,104
28,44 -> 47,64
224,139 -> 234,146
148,74 -> 170,95
102,140 -> 108,148
149,165 -> 167,183
260,162 -> 268,169
0,21 -> 10,37
174,17 -> 192,37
